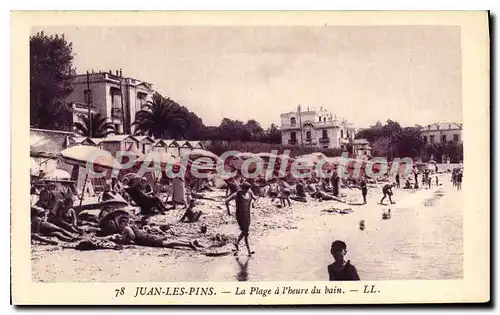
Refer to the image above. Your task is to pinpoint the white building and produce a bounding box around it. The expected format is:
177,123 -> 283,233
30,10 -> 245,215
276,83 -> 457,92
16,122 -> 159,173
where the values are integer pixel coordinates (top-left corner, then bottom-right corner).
421,122 -> 462,144
65,69 -> 154,134
280,106 -> 353,149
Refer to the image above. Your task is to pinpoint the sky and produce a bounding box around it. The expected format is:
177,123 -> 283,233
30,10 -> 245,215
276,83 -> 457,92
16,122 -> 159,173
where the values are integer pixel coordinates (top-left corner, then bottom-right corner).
32,25 -> 463,129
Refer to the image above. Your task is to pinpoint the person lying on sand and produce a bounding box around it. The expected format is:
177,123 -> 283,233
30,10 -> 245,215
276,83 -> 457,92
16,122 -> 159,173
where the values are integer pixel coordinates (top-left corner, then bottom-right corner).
112,218 -> 200,250
179,198 -> 203,223
225,181 -> 256,256
31,206 -> 80,244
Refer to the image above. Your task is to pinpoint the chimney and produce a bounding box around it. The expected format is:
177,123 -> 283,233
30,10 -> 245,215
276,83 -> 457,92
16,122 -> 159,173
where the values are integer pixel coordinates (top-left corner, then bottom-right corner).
109,70 -> 112,74
119,69 -> 123,77
116,70 -> 119,76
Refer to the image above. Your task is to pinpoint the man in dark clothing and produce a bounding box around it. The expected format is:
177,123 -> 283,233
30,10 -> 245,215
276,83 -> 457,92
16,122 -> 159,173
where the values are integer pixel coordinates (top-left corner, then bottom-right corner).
327,240 -> 360,281
395,173 -> 400,188
380,183 -> 395,205
331,173 -> 340,197
456,172 -> 463,190
359,178 -> 368,204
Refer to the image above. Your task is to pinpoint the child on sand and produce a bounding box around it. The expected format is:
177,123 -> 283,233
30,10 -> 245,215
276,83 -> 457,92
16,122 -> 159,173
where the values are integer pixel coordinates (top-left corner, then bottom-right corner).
278,179 -> 292,207
327,240 -> 360,281
380,183 -> 395,205
225,181 -> 256,256
179,197 -> 203,223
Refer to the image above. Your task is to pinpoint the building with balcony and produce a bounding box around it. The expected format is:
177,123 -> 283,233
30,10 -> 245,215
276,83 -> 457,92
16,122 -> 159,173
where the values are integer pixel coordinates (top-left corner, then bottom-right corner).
280,106 -> 353,149
352,139 -> 372,157
65,69 -> 154,134
421,122 -> 462,145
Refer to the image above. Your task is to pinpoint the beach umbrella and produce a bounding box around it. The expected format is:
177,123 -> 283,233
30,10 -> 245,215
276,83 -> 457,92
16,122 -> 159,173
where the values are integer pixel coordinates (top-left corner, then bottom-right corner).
234,152 -> 259,159
60,145 -> 123,207
60,145 -> 122,170
184,149 -> 219,161
256,152 -> 279,161
30,158 -> 41,176
43,169 -> 71,181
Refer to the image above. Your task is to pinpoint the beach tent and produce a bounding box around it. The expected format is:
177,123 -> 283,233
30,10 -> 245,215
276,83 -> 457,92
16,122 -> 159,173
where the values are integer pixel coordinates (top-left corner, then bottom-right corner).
135,136 -> 155,154
153,139 -> 180,157
179,141 -> 193,158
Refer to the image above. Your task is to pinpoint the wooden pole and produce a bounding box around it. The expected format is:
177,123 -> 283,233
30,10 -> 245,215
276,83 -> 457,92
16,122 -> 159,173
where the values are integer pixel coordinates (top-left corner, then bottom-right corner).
79,172 -> 89,208
86,71 -> 92,137
120,79 -> 126,134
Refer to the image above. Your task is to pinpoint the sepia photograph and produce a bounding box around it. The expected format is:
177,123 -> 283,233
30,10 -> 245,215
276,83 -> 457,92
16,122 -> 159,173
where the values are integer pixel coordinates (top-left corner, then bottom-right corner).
11,11 -> 490,305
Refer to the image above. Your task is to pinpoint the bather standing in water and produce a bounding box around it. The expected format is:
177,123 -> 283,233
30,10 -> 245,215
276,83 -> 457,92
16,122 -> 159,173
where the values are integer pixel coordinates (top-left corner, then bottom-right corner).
225,181 -> 256,256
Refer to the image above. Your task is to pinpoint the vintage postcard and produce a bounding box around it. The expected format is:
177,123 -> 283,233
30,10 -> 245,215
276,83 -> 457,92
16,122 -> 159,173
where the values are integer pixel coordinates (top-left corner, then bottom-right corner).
11,11 -> 490,305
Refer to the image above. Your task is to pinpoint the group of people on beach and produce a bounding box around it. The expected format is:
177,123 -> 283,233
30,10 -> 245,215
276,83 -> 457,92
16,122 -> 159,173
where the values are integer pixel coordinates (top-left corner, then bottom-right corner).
30,158 -> 463,282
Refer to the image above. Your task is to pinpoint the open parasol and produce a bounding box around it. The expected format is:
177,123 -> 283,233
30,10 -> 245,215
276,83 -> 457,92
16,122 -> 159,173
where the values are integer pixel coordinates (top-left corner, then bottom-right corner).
183,149 -> 219,161
43,169 -> 71,181
60,145 -> 122,170
60,145 -> 122,207
30,158 -> 41,176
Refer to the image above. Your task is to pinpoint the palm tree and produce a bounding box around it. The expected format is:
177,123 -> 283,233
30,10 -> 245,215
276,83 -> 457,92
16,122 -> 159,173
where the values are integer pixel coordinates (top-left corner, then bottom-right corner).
132,93 -> 188,139
74,113 -> 117,138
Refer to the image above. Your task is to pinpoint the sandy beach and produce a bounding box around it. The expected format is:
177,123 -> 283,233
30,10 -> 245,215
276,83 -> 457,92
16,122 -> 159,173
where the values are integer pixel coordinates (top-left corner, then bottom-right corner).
32,173 -> 462,282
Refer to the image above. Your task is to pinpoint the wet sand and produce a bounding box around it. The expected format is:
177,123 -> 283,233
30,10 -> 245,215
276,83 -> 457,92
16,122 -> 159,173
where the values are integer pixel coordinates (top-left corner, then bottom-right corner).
32,174 -> 462,282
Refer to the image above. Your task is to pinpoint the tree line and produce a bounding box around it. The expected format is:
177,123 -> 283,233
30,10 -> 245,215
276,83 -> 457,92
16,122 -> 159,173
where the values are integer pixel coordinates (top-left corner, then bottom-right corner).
355,120 -> 463,163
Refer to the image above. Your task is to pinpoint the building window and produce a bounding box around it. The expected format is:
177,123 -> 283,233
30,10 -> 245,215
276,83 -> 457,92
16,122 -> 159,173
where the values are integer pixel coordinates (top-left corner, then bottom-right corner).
441,135 -> 447,143
323,117 -> 326,122
322,129 -> 328,138
290,117 -> 296,125
306,130 -> 311,140
110,87 -> 121,107
84,89 -> 92,104
290,132 -> 297,142
318,116 -> 322,122
423,136 -> 427,143
430,135 -> 435,143
453,134 -> 460,142
341,129 -> 344,138
137,92 -> 147,108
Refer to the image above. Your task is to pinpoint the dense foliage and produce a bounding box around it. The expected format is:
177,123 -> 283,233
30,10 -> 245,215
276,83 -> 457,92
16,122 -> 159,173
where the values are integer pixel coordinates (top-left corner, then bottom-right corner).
30,32 -> 75,130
